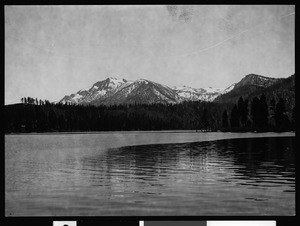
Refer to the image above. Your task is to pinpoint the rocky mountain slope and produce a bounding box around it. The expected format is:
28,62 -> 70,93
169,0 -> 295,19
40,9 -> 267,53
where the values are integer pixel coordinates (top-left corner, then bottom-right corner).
59,77 -> 229,105
214,74 -> 286,103
173,86 -> 226,102
59,74 -> 292,106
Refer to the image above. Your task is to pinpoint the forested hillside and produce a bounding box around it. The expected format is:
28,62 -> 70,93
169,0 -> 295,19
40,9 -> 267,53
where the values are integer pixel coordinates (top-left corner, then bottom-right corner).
215,74 -> 295,113
5,93 -> 294,133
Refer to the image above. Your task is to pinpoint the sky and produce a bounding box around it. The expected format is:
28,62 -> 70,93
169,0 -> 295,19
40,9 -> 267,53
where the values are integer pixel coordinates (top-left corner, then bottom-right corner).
5,5 -> 295,104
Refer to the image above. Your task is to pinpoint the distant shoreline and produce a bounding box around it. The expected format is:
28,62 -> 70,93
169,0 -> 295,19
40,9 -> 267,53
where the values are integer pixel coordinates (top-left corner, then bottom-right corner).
5,131 -> 295,136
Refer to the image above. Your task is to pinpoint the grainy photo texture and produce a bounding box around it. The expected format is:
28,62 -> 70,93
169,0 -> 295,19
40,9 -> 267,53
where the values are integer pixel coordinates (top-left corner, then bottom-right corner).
5,5 -> 295,216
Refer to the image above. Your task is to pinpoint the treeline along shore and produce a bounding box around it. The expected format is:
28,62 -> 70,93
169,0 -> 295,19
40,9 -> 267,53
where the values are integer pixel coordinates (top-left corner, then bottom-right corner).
5,94 -> 295,133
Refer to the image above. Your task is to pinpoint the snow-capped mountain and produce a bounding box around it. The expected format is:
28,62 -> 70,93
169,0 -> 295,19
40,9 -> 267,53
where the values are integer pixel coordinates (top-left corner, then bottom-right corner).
173,85 -> 226,102
60,77 -> 128,104
89,79 -> 182,106
60,75 -> 261,106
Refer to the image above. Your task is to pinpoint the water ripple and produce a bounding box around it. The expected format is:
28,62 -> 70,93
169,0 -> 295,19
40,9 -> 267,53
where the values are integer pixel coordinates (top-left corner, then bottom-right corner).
5,135 -> 295,216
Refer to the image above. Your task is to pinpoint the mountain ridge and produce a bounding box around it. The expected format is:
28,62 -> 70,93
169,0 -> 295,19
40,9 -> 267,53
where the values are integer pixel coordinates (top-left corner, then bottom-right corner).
214,74 -> 293,105
59,74 -> 290,106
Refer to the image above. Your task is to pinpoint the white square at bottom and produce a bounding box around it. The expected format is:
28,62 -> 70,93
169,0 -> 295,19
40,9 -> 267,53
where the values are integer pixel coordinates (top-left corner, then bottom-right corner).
207,221 -> 276,226
53,221 -> 77,226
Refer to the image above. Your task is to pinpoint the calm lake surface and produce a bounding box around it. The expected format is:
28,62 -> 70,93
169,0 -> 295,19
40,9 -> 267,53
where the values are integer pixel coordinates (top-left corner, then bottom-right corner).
5,132 -> 295,216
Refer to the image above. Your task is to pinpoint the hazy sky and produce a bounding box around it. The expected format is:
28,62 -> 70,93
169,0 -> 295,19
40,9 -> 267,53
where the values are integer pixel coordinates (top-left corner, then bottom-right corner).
5,5 -> 295,104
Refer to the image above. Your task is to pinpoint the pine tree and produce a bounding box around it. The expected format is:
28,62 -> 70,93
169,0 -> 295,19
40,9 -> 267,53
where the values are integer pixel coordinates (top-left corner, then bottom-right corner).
259,94 -> 269,130
230,104 -> 239,129
237,97 -> 244,126
269,98 -> 276,128
48,110 -> 58,130
275,98 -> 290,131
202,108 -> 210,130
291,106 -> 295,131
251,97 -> 260,129
237,96 -> 248,128
27,97 -> 34,104
222,110 -> 229,129
243,98 -> 249,127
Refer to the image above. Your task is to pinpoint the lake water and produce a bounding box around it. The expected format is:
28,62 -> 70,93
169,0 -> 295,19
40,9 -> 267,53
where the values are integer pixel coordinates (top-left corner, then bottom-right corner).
5,132 -> 295,216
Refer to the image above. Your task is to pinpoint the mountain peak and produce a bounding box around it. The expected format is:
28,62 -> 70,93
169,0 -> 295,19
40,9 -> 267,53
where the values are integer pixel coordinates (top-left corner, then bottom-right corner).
135,78 -> 151,84
106,77 -> 127,82
245,73 -> 260,77
234,74 -> 279,89
59,74 -> 284,106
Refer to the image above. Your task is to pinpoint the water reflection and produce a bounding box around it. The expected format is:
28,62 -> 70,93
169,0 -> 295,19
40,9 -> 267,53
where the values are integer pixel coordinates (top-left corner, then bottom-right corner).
82,137 -> 294,186
78,137 -> 295,213
214,138 -> 295,190
6,135 -> 295,215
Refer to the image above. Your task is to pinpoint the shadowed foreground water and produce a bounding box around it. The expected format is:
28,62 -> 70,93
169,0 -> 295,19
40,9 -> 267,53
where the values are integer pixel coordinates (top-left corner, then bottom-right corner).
5,133 -> 295,216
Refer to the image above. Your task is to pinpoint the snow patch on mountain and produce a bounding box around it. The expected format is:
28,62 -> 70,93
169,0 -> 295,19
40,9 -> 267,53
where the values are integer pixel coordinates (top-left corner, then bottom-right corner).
97,90 -> 107,95
221,83 -> 236,94
73,93 -> 82,100
203,87 -> 224,93
60,74 -> 275,106
153,88 -> 170,102
137,79 -> 149,84
79,87 -> 90,92
173,85 -> 227,102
